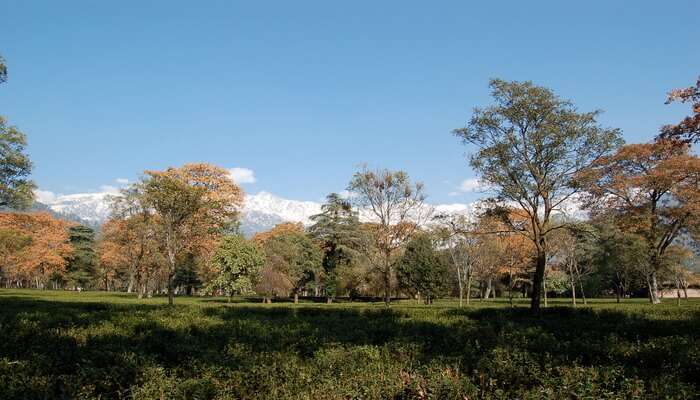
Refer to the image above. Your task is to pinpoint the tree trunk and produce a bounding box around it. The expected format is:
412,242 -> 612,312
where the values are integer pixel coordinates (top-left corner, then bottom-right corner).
484,277 -> 493,300
530,248 -> 546,313
383,256 -> 391,305
466,273 -> 473,305
167,276 -> 174,305
647,271 -> 661,304
543,278 -> 548,308
508,271 -> 514,307
127,275 -> 134,293
457,266 -> 464,307
293,292 -> 299,304
571,276 -> 577,306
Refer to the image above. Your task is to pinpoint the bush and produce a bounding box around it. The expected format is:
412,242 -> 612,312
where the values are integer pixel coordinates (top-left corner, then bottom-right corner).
0,290 -> 697,399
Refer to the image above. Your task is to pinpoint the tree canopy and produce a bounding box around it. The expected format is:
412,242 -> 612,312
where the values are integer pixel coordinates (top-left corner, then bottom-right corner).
454,78 -> 622,312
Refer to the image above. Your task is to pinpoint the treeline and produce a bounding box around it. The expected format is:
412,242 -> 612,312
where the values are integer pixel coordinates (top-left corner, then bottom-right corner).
0,164 -> 697,307
1,52 -> 699,310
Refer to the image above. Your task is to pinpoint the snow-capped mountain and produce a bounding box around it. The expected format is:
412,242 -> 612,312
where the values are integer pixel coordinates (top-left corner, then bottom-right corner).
243,191 -> 322,225
35,190 -> 477,235
39,192 -> 116,225
35,188 -> 588,236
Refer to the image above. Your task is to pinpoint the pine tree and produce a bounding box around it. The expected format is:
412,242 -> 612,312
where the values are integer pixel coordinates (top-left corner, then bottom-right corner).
65,225 -> 97,289
308,193 -> 367,301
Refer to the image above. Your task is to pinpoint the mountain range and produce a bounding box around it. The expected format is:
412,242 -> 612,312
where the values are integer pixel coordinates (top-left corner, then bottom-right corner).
34,190 -> 479,236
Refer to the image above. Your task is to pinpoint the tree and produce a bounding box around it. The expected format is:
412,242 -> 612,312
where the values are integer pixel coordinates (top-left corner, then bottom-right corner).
0,54 -> 35,209
580,140 -> 700,303
593,221 -> 648,302
99,185 -> 165,296
142,163 -> 243,305
65,225 -> 97,289
173,253 -> 202,295
550,223 -> 598,306
0,212 -> 72,288
0,228 -> 31,286
308,193 -> 368,302
348,167 -> 428,304
210,235 -> 265,301
659,76 -> 700,143
663,245 -> 693,305
0,117 -> 35,209
260,231 -> 323,303
252,222 -> 304,245
255,264 -> 293,304
453,79 -> 622,312
396,233 -> 450,304
0,54 -> 7,84
435,223 -> 477,307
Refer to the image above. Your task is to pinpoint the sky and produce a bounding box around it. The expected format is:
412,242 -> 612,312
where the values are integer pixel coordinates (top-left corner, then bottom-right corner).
1,1 -> 698,205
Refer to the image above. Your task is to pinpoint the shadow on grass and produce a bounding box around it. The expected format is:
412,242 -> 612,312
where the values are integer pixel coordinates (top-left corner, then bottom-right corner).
0,294 -> 698,399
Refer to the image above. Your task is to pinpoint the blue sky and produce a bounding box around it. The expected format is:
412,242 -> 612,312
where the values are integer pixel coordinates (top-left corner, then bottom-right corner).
1,1 -> 698,204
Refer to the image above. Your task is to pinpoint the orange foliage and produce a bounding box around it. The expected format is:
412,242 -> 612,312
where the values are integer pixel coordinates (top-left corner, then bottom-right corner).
146,163 -> 244,257
252,222 -> 305,246
660,76 -> 700,143
0,212 -> 73,285
582,140 -> 700,264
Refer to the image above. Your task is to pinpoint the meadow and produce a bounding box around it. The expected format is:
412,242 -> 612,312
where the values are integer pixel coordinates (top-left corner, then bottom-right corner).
1,290 -> 698,400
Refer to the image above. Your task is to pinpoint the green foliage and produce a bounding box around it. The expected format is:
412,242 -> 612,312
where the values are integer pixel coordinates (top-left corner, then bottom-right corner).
593,221 -> 648,297
262,231 -> 323,295
309,193 -> 367,297
453,78 -> 623,311
0,291 -> 698,399
396,234 -> 450,302
173,253 -> 202,295
65,225 -> 97,288
0,54 -> 6,84
211,235 -> 265,297
0,117 -> 36,209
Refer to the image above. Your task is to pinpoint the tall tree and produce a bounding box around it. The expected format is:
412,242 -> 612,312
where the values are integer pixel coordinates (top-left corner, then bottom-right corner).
580,140 -> 700,303
0,54 -> 7,84
173,253 -> 202,295
348,167 -> 428,304
65,225 -> 97,289
98,184 -> 164,296
210,235 -> 265,301
308,193 -> 368,302
0,212 -> 72,288
142,163 -> 243,305
396,233 -> 450,304
0,117 -> 35,209
453,79 -> 622,312
0,54 -> 35,209
659,76 -> 700,143
260,231 -> 323,303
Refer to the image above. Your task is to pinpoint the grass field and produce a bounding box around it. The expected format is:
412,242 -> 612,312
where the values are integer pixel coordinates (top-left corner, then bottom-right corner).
1,290 -> 698,399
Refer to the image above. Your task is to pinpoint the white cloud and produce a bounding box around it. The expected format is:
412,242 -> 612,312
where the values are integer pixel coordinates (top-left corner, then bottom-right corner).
228,167 -> 256,184
116,178 -> 129,185
34,189 -> 57,204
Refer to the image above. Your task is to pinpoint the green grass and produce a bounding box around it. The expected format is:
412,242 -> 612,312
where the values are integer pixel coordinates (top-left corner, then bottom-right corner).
1,290 -> 698,399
